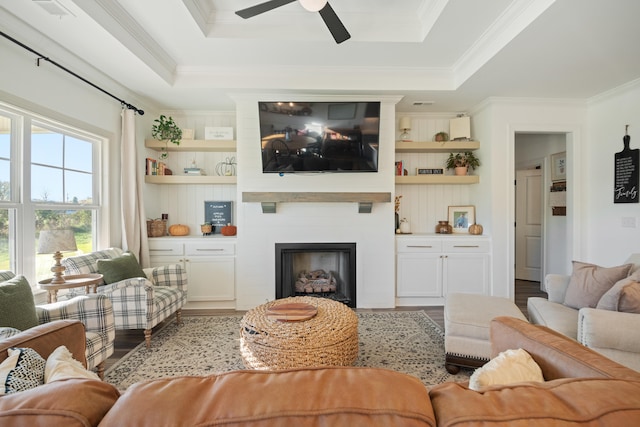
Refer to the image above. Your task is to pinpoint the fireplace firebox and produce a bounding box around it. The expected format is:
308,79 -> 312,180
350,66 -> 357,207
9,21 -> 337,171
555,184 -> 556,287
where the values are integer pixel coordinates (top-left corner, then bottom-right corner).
275,243 -> 356,307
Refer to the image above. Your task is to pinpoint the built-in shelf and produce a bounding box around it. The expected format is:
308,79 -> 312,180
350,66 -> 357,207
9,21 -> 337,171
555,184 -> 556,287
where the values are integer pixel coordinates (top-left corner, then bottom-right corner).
145,175 -> 237,185
145,139 -> 236,152
242,192 -> 391,213
395,175 -> 480,185
395,140 -> 480,152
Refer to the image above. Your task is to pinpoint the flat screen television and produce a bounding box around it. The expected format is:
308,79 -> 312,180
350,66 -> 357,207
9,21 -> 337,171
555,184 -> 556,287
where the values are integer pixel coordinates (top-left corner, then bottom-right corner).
259,101 -> 381,173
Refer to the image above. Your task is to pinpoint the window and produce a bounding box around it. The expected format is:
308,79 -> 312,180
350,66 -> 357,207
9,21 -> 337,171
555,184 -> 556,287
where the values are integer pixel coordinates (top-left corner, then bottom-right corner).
0,103 -> 103,283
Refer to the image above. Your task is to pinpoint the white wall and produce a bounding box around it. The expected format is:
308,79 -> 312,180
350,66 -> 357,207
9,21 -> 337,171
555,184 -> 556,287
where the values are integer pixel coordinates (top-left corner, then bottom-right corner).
584,79 -> 640,265
471,98 -> 587,299
233,94 -> 399,309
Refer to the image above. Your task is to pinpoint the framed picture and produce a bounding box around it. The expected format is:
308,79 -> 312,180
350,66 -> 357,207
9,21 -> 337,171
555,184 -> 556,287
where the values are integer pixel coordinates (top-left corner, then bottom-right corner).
448,205 -> 475,233
550,151 -> 566,182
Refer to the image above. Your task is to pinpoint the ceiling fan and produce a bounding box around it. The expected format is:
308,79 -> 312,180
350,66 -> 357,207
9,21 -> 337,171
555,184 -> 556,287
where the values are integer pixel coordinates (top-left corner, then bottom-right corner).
236,0 -> 351,44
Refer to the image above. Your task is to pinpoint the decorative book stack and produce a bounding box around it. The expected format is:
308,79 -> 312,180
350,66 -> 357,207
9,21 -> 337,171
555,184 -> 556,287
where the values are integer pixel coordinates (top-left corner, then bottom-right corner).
184,167 -> 206,176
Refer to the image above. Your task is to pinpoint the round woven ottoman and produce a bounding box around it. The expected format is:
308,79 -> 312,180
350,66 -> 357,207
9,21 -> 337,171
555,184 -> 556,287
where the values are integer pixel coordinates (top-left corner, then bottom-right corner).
240,296 -> 359,370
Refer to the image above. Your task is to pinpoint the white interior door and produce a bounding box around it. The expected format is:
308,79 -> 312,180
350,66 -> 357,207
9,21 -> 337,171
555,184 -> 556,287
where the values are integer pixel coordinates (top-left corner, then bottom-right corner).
515,169 -> 543,281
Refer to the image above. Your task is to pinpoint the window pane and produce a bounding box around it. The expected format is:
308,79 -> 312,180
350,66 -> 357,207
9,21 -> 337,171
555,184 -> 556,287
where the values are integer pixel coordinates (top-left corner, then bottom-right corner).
0,208 -> 9,271
65,136 -> 93,173
0,159 -> 9,202
35,209 -> 94,281
65,170 -> 93,204
32,127 -> 63,167
32,165 -> 63,202
0,115 -> 10,202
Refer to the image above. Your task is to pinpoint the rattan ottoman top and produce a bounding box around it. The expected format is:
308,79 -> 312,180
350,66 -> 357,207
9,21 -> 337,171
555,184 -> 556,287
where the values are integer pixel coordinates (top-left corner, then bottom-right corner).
240,296 -> 359,370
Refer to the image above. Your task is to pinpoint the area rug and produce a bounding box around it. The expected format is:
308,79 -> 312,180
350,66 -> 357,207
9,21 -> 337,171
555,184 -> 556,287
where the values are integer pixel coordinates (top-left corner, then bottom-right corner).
105,311 -> 471,390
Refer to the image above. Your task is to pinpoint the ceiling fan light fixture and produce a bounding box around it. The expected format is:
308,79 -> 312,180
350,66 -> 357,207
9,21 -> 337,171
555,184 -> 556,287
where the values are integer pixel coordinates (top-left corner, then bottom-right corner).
298,0 -> 328,12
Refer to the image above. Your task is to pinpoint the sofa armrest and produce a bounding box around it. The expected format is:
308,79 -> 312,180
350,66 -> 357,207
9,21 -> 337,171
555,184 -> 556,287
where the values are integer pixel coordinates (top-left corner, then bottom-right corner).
0,320 -> 87,367
544,274 -> 570,303
490,316 -> 640,381
578,308 -> 640,354
36,294 -> 115,341
150,264 -> 187,292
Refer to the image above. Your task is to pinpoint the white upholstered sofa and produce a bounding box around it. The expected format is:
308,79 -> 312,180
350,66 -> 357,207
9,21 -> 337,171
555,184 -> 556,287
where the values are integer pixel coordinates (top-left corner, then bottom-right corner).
528,254 -> 640,371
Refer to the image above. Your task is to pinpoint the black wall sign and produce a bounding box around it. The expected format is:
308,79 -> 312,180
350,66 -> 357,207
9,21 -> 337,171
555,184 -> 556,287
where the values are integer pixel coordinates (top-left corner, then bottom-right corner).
204,201 -> 233,231
614,134 -> 639,203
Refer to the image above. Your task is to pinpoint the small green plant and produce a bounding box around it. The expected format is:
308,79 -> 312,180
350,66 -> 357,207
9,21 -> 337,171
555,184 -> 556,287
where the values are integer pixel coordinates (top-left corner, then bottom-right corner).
151,115 -> 182,159
445,151 -> 480,170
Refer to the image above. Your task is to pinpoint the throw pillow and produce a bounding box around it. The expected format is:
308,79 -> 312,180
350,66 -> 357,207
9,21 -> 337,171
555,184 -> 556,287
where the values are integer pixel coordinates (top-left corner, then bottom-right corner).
96,251 -> 146,284
0,275 -> 39,331
563,261 -> 633,310
469,348 -> 544,391
596,269 -> 640,311
45,345 -> 100,383
618,281 -> 640,314
0,347 -> 46,395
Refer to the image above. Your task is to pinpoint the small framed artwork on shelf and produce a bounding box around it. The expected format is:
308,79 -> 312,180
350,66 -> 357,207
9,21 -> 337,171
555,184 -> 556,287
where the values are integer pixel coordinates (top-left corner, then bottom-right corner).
448,205 -> 475,233
550,151 -> 566,182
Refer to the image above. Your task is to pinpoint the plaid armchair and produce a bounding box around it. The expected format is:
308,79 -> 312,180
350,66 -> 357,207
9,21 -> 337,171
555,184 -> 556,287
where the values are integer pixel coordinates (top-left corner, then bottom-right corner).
61,248 -> 187,348
0,270 -> 115,378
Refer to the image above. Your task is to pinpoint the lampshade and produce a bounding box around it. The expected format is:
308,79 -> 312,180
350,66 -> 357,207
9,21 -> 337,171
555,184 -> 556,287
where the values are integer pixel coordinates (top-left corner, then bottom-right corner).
399,117 -> 412,131
37,229 -> 77,254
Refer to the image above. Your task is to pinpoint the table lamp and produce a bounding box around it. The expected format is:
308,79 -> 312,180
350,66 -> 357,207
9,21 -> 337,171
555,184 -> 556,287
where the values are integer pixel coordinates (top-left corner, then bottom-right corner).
37,229 -> 77,284
399,117 -> 412,142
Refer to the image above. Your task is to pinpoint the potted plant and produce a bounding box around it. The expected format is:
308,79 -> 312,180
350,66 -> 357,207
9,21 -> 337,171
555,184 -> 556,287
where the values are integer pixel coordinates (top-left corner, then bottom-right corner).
151,115 -> 182,159
445,151 -> 480,176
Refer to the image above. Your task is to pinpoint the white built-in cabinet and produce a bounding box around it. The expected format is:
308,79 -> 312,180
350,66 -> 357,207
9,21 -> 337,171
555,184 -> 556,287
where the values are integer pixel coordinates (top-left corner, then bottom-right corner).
395,234 -> 491,306
148,237 -> 236,308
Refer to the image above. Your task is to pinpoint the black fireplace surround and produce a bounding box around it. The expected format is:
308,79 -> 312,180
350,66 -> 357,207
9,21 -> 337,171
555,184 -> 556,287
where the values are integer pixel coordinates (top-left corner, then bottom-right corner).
275,243 -> 356,307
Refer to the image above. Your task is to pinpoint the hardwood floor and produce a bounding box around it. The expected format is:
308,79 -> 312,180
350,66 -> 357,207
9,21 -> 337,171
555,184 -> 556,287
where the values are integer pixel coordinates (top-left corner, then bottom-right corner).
104,281 -> 547,372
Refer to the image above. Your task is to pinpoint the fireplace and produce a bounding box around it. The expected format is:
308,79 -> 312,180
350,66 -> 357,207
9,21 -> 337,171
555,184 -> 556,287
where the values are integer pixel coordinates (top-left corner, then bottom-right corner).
275,243 -> 356,307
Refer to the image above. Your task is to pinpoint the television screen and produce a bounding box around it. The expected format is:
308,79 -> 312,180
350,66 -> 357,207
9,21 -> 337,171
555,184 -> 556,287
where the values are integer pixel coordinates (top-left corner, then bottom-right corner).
259,101 -> 380,173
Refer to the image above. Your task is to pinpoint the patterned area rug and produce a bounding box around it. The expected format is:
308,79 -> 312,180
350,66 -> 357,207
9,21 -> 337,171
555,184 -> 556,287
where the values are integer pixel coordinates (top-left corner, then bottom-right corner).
105,311 -> 471,390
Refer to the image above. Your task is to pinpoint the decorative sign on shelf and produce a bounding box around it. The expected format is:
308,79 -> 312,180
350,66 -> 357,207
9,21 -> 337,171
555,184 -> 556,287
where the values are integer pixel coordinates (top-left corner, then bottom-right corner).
614,126 -> 639,203
204,127 -> 233,140
204,201 -> 233,232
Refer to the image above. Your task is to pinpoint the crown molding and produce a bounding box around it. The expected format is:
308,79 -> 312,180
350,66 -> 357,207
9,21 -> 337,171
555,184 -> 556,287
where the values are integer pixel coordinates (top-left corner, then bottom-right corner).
72,0 -> 177,84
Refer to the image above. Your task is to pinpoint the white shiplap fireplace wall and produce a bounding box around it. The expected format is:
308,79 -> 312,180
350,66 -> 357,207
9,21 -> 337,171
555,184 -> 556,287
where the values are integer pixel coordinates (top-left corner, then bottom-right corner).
233,95 -> 401,310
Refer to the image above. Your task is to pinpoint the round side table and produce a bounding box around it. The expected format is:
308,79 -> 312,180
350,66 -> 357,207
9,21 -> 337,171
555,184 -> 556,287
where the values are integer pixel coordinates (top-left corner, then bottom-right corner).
39,273 -> 104,303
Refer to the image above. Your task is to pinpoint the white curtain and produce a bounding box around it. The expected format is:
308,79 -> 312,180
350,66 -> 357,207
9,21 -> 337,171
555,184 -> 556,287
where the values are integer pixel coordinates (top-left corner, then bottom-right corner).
120,108 -> 150,267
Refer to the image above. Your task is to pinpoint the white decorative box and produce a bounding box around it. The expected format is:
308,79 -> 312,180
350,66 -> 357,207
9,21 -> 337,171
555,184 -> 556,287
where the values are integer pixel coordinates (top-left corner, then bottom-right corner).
205,127 -> 234,140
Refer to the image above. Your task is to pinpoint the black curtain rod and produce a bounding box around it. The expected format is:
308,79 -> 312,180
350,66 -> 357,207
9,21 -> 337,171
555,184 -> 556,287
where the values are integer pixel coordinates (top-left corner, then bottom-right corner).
1,30 -> 144,115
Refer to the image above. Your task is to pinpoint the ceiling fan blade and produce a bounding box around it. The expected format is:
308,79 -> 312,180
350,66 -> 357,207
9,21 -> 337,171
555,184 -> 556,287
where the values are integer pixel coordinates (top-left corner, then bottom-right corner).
236,0 -> 296,19
318,3 -> 350,44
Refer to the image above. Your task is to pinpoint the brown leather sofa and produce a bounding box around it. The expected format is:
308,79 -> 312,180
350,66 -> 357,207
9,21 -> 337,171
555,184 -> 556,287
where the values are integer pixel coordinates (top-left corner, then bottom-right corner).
2,317 -> 640,427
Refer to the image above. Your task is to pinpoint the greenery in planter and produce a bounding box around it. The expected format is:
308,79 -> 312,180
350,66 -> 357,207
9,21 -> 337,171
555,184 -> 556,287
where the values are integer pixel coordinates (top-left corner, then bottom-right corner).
151,115 -> 182,159
445,151 -> 481,171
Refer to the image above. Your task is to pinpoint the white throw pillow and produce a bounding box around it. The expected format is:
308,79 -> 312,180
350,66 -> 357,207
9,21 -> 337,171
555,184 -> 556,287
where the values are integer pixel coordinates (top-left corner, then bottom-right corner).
45,345 -> 100,383
469,348 -> 544,391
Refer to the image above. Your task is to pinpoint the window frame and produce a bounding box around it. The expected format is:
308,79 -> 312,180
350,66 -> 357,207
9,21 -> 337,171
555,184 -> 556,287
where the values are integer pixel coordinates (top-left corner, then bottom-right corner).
0,102 -> 106,284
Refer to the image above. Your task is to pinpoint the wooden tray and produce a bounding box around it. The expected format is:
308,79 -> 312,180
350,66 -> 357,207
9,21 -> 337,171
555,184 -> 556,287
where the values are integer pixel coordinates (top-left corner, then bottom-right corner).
266,303 -> 318,322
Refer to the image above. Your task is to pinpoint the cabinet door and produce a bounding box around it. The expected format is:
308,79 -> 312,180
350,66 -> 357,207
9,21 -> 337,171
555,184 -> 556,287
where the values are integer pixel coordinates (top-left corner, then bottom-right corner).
443,253 -> 489,295
396,253 -> 442,297
185,256 -> 235,301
